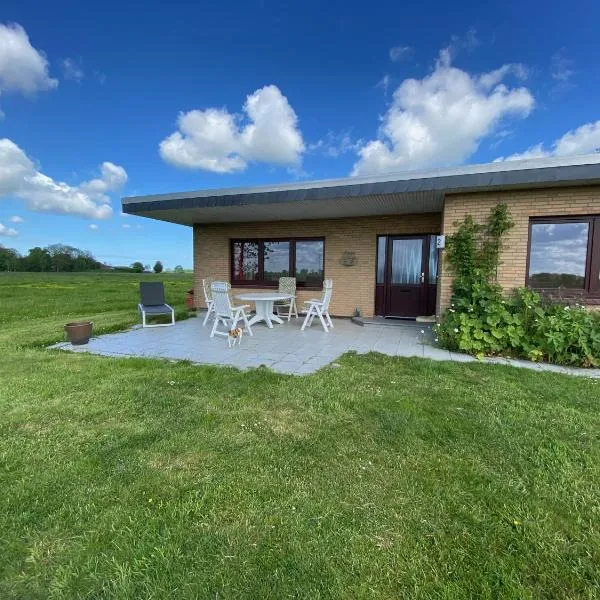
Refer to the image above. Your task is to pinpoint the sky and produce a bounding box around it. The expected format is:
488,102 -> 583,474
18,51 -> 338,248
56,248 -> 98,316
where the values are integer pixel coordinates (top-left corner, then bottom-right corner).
1,0 -> 599,269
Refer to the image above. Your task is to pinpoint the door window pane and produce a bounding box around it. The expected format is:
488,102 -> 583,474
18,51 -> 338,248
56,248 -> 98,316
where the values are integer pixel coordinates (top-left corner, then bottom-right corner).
528,222 -> 589,289
377,237 -> 386,284
391,239 -> 422,284
295,240 -> 324,285
263,241 -> 290,281
233,241 -> 259,280
428,236 -> 438,284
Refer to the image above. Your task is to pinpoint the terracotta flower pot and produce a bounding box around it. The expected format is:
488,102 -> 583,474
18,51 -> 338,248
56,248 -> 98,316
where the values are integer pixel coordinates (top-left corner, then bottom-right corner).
64,321 -> 93,345
186,288 -> 195,310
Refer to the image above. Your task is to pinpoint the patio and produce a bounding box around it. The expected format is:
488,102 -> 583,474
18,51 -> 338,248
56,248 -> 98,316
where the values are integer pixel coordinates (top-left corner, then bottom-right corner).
51,315 -> 600,377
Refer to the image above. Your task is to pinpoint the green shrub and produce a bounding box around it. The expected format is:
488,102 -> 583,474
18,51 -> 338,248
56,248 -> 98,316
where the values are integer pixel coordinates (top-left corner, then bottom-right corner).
436,205 -> 600,367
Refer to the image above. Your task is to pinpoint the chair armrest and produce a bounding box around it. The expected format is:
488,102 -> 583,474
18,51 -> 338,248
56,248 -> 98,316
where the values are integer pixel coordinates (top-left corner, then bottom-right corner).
232,304 -> 250,310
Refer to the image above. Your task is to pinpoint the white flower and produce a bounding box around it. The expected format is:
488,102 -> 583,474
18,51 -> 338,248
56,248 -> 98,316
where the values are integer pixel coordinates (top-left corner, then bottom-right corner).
564,306 -> 570,310
449,309 -> 455,313
420,329 -> 425,334
454,328 -> 459,333
435,338 -> 439,342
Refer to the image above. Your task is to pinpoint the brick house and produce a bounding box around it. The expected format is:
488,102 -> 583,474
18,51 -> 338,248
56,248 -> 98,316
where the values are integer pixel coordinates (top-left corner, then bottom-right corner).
122,154 -> 600,319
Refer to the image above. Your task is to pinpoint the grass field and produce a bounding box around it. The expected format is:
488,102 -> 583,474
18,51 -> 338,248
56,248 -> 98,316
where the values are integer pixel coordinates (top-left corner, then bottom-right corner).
1,272 -> 599,598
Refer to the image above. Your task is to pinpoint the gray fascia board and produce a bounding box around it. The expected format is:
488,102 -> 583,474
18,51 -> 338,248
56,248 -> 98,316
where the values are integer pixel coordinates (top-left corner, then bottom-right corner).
122,162 -> 600,216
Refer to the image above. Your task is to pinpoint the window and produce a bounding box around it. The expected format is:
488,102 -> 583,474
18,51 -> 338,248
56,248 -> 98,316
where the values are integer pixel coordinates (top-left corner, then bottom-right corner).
231,238 -> 324,287
527,216 -> 600,296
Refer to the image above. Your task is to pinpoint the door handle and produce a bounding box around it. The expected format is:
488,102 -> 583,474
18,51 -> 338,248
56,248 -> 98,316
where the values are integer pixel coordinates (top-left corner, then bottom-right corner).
420,272 -> 425,284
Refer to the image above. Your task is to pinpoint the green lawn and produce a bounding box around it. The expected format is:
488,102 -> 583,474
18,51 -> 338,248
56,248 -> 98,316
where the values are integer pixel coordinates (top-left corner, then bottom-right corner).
1,272 -> 599,599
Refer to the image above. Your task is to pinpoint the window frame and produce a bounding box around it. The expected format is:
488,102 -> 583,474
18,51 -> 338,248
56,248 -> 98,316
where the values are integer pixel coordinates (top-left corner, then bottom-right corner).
230,237 -> 325,289
526,215 -> 600,298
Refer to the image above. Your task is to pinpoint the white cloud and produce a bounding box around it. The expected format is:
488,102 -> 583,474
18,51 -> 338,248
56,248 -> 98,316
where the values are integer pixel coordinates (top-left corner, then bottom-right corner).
352,49 -> 534,176
122,223 -> 131,229
88,223 -> 98,230
0,222 -> 18,237
9,215 -> 23,223
389,46 -> 413,62
496,121 -> 600,162
551,50 -> 574,82
159,85 -> 305,173
309,130 -> 363,158
376,74 -> 391,95
0,138 -> 127,219
61,57 -> 84,82
0,23 -> 57,95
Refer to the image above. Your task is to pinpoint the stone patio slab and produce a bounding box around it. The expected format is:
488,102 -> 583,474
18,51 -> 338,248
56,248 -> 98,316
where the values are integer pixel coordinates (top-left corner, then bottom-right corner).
50,315 -> 600,378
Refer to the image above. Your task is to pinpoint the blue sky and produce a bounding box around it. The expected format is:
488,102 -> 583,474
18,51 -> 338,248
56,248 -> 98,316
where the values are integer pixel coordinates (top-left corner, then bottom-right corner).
1,0 -> 599,268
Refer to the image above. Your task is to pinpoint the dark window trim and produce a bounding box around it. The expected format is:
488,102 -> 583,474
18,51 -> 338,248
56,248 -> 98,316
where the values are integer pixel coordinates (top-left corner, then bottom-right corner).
230,237 -> 325,289
526,215 -> 600,298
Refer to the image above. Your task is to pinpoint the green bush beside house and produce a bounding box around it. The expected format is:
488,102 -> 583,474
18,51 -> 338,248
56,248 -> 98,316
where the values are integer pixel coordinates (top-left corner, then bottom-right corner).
436,204 -> 600,367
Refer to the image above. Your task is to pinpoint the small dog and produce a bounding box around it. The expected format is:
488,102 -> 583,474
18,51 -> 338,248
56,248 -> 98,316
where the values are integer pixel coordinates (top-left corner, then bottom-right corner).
227,327 -> 243,347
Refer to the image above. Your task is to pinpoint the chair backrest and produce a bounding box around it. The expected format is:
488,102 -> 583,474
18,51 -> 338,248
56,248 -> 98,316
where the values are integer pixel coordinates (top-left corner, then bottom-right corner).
140,282 -> 166,306
321,279 -> 333,312
278,277 -> 296,296
211,281 -> 233,317
202,277 -> 213,302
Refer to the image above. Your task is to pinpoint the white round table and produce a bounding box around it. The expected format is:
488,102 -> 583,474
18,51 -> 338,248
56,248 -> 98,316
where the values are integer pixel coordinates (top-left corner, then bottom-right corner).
236,292 -> 292,328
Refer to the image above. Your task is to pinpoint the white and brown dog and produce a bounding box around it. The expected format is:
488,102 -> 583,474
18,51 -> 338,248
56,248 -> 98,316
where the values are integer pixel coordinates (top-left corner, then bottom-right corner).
227,327 -> 243,347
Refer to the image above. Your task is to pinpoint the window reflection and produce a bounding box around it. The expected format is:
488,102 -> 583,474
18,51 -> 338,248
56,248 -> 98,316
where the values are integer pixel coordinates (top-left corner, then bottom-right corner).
295,240 -> 324,284
233,241 -> 259,280
264,241 -> 290,281
528,222 -> 589,289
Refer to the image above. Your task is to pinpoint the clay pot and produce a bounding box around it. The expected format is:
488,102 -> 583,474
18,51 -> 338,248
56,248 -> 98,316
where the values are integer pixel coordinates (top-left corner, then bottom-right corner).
186,288 -> 195,310
64,321 -> 93,345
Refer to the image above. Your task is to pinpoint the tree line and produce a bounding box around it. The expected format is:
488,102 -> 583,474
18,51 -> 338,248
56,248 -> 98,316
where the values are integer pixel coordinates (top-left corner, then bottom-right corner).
0,244 -> 179,273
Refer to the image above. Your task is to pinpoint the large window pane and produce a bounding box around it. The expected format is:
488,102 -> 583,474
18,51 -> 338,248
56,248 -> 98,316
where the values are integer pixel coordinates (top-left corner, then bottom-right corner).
377,237 -> 386,284
391,239 -> 422,284
233,241 -> 259,281
528,222 -> 589,289
263,241 -> 290,281
428,235 -> 439,284
295,240 -> 324,285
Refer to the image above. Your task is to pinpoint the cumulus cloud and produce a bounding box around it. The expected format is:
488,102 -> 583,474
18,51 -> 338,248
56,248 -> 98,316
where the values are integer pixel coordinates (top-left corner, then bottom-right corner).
0,23 -> 57,95
88,223 -> 98,230
9,215 -> 23,223
159,85 -> 305,173
0,138 -> 127,219
496,121 -> 600,161
389,46 -> 413,62
351,49 -> 534,176
61,57 -> 84,82
0,222 -> 18,237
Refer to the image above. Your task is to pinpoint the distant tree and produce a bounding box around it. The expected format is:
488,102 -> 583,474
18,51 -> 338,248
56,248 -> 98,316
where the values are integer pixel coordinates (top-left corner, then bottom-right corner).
153,261 -> 163,274
173,265 -> 184,273
131,261 -> 145,273
144,264 -> 151,272
23,247 -> 52,272
0,246 -> 21,271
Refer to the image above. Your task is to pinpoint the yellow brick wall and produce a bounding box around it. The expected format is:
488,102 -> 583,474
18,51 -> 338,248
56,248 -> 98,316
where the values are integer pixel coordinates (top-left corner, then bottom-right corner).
193,213 -> 442,317
439,185 -> 600,312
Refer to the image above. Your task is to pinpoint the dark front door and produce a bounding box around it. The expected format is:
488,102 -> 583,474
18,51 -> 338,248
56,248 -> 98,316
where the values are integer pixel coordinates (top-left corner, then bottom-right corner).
375,234 -> 439,318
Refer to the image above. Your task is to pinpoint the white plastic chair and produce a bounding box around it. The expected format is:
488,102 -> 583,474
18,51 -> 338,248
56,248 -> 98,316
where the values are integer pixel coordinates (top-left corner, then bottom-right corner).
301,279 -> 333,332
209,281 -> 253,338
275,277 -> 298,321
202,277 -> 215,326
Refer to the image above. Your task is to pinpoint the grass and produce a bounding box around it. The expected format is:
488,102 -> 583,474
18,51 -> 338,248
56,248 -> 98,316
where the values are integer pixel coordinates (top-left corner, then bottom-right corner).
0,272 -> 599,598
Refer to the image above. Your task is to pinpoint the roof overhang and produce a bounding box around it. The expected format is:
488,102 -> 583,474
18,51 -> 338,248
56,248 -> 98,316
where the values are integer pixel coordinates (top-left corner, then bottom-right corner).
122,154 -> 600,226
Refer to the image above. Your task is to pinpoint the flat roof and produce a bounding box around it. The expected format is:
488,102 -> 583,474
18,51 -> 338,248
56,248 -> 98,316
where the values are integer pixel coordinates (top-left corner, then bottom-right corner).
122,153 -> 600,226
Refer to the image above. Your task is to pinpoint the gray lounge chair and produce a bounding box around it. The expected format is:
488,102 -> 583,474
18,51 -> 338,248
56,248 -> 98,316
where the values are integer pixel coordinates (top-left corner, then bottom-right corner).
138,282 -> 175,328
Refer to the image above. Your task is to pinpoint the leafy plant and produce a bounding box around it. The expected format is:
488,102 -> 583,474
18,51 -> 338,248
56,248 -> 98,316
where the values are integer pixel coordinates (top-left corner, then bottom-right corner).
436,205 -> 600,367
